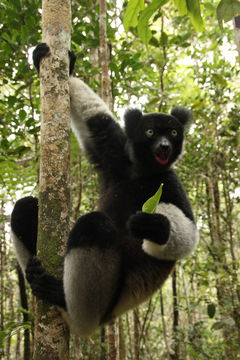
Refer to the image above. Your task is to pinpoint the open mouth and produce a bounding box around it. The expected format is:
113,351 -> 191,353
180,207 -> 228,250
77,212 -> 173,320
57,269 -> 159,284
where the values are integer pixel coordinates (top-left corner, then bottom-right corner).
154,152 -> 170,165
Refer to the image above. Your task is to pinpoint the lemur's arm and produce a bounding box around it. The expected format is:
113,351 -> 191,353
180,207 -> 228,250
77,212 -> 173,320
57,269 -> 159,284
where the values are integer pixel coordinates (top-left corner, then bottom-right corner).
69,77 -> 129,178
128,175 -> 199,261
142,203 -> 198,260
128,204 -> 198,261
33,43 -> 128,179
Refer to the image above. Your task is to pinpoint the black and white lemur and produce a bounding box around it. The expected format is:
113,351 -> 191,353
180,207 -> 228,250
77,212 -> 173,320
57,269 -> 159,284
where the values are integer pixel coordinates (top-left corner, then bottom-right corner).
11,43 -> 198,336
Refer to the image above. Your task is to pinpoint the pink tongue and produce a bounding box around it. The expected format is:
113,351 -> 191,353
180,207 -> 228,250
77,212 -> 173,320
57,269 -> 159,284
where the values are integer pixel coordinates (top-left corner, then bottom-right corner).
154,153 -> 169,165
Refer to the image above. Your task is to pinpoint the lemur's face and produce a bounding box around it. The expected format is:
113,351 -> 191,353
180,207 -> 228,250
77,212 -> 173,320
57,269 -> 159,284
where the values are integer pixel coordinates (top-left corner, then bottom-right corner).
125,112 -> 185,172
141,113 -> 184,167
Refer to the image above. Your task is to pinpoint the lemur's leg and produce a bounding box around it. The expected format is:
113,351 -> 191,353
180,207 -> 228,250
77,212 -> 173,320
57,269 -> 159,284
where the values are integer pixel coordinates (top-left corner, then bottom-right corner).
11,196 -> 38,273
63,211 -> 123,336
11,196 -> 66,308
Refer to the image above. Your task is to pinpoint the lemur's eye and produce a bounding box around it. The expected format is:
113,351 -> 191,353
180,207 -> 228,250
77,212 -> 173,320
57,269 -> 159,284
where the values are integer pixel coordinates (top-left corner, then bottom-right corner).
146,129 -> 154,137
171,129 -> 178,137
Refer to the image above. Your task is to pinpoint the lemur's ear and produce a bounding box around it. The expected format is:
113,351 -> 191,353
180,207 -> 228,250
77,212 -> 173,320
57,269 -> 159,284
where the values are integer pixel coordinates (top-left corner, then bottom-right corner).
124,109 -> 143,140
171,107 -> 192,127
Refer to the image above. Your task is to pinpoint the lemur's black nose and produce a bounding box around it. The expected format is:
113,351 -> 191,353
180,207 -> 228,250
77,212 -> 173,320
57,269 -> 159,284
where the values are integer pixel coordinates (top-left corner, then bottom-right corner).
155,137 -> 172,155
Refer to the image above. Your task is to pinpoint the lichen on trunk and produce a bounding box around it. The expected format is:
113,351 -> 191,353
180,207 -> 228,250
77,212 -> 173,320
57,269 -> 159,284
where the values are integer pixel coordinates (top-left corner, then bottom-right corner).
34,0 -> 72,358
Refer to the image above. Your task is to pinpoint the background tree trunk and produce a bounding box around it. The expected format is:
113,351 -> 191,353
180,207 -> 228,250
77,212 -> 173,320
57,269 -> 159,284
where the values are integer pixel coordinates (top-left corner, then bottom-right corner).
99,0 -> 116,358
99,0 -> 112,110
233,16 -> 240,63
34,0 -> 72,359
17,265 -> 30,360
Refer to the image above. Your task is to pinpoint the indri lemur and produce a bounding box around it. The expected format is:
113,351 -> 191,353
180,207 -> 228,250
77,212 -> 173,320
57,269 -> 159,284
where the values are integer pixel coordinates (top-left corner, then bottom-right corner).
11,44 -> 198,336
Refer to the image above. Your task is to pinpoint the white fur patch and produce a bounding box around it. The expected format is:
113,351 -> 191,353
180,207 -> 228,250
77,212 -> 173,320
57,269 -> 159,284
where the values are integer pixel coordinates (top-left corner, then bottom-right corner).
63,246 -> 120,336
142,203 -> 198,260
11,231 -> 32,273
69,77 -> 114,148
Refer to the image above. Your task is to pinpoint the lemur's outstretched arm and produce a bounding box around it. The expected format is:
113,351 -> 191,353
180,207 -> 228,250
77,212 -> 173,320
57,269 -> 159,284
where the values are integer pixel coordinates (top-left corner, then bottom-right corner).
33,44 -> 129,180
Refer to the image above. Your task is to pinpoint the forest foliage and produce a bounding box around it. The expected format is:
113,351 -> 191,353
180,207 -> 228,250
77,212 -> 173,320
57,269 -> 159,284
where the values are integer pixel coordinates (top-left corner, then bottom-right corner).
0,0 -> 240,359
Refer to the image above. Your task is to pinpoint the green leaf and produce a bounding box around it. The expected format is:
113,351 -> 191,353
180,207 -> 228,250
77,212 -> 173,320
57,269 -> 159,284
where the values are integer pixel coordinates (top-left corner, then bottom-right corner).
123,0 -> 145,31
137,0 -> 169,45
174,0 -> 188,16
19,109 -> 26,121
187,0 -> 204,32
25,117 -> 35,127
8,95 -> 16,107
211,321 -> 224,330
212,73 -> 228,87
13,146 -> 31,156
207,303 -> 216,318
160,31 -> 168,46
142,184 -> 164,214
0,331 -> 8,342
217,0 -> 240,26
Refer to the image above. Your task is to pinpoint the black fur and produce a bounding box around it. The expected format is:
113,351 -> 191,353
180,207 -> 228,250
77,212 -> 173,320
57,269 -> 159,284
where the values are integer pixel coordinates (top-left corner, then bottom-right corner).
127,212 -> 170,245
85,114 -> 129,181
33,43 -> 76,75
11,196 -> 38,255
26,257 -> 66,308
67,212 -> 118,251
10,45 -> 197,335
171,106 -> 192,126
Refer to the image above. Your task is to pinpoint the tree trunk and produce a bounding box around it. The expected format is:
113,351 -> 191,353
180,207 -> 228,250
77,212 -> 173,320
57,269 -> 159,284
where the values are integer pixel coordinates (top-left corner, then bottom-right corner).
118,317 -> 126,360
233,16 -> 240,63
17,265 -> 31,360
100,326 -> 106,360
171,270 -> 179,360
99,1 -> 116,358
160,290 -> 173,360
34,0 -> 71,359
108,321 -> 117,360
99,0 -> 112,110
206,162 -> 238,359
133,309 -> 140,360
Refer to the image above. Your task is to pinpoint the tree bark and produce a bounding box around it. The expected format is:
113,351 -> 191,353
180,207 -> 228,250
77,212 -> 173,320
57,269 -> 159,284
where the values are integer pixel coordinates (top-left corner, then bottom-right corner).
206,162 -> 239,359
233,16 -> 240,64
171,270 -> 179,360
34,0 -> 71,359
133,309 -> 140,360
118,317 -> 126,360
99,0 -> 112,110
17,265 -> 30,360
107,320 -> 117,360
160,290 -> 173,360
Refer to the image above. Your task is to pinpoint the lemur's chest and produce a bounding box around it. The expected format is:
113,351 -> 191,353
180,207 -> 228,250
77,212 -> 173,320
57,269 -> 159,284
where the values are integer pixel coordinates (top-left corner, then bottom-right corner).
97,175 -> 168,228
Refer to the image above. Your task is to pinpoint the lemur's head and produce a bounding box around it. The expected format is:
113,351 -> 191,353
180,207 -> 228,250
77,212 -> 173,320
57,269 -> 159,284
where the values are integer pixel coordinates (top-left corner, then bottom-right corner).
124,107 -> 192,174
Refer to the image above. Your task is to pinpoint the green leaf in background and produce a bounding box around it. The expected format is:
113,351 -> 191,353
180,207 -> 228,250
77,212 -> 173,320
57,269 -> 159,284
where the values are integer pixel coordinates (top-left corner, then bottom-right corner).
174,0 -> 188,16
19,109 -> 27,121
137,0 -> 168,45
186,0 -> 204,32
142,183 -> 164,214
212,73 -> 228,87
123,0 -> 145,31
217,0 -> 240,26
207,303 -> 216,318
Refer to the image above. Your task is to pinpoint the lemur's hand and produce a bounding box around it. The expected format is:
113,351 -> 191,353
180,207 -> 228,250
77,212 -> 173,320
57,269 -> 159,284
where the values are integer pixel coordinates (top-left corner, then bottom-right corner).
127,211 -> 170,245
32,43 -> 76,75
